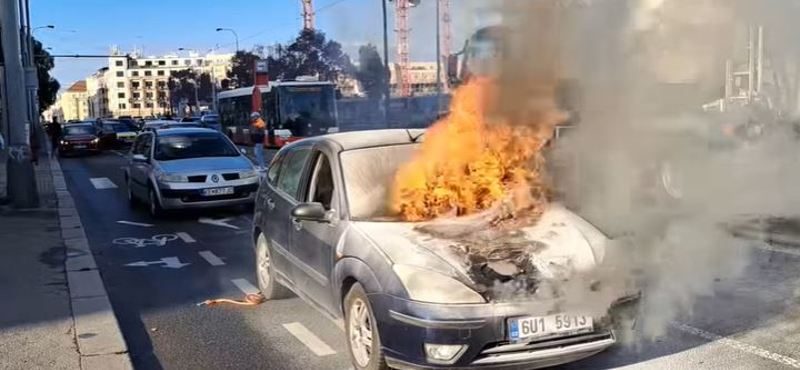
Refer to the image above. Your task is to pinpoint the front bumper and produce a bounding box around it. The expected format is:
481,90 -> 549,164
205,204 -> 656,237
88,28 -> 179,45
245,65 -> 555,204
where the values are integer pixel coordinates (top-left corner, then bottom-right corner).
370,293 -> 618,369
59,142 -> 100,153
158,182 -> 258,209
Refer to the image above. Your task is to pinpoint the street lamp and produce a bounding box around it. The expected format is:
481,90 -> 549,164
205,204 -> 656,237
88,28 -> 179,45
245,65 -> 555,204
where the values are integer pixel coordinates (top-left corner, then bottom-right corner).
215,28 -> 239,52
32,25 -> 54,35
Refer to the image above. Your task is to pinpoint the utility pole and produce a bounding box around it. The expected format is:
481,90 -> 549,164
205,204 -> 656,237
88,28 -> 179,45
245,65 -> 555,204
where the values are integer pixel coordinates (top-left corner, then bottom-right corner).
395,0 -> 411,97
1,0 -> 39,207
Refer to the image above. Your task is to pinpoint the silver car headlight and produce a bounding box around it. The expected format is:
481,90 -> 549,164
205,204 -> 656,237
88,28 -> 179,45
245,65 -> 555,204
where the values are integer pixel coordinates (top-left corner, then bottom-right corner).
393,265 -> 485,304
159,173 -> 188,183
239,170 -> 258,179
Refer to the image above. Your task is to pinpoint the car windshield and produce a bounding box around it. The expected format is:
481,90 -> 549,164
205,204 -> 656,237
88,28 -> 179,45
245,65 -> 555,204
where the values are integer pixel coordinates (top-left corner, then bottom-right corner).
102,123 -> 131,133
64,126 -> 96,136
340,143 -> 421,221
154,132 -> 240,160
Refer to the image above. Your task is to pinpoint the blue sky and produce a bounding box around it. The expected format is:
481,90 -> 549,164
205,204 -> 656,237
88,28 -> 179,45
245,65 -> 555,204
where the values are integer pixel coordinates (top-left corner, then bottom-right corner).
31,0 -> 489,89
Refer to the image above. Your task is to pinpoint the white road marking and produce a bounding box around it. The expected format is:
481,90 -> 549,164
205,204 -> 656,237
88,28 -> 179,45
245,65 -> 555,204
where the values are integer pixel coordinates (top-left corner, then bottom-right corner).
282,322 -> 337,356
756,242 -> 800,257
199,217 -> 240,230
116,220 -> 154,227
671,322 -> 800,368
175,232 -> 196,243
231,278 -> 260,295
90,177 -> 117,189
125,257 -> 190,269
198,251 -> 225,266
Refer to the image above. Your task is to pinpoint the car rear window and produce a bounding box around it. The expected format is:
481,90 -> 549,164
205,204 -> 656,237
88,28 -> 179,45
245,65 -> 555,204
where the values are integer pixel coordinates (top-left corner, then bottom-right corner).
154,132 -> 240,160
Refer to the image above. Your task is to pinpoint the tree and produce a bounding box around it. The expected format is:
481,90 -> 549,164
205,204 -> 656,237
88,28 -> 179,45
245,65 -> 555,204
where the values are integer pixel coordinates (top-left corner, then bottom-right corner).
33,38 -> 60,113
355,44 -> 386,100
228,50 -> 261,88
279,29 -> 354,81
168,69 -> 213,109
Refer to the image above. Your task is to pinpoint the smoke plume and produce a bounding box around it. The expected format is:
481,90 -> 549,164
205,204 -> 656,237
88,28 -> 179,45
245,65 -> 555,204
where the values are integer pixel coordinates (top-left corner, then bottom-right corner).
487,0 -> 800,339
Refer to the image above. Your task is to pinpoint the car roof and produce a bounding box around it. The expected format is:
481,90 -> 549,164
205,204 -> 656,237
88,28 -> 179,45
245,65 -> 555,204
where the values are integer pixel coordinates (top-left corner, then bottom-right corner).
155,127 -> 217,136
289,129 -> 426,151
66,123 -> 94,128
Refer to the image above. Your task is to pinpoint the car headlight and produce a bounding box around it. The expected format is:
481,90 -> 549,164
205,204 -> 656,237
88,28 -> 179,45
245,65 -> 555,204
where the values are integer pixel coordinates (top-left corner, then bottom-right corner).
91,138 -> 99,144
159,173 -> 188,183
393,265 -> 485,304
60,140 -> 67,145
239,170 -> 258,179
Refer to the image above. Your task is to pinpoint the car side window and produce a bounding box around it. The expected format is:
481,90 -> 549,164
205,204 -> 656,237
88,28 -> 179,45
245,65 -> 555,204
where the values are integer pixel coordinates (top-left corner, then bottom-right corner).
140,134 -> 153,158
308,153 -> 335,210
276,148 -> 311,200
266,152 -> 284,186
132,135 -> 145,155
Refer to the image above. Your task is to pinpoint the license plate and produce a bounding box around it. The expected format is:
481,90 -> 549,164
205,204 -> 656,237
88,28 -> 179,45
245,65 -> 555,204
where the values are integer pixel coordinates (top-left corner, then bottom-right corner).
509,314 -> 593,342
202,187 -> 234,196
74,145 -> 87,149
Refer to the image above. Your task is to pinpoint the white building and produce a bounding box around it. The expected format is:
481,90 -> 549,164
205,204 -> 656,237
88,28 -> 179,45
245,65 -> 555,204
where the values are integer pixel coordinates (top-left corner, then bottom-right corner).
390,62 -> 441,96
57,81 -> 90,122
106,46 -> 233,117
85,67 -> 110,119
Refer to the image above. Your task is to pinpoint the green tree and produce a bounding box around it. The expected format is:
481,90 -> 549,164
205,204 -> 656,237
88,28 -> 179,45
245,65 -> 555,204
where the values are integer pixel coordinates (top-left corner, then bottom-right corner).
355,44 -> 386,100
33,38 -> 60,113
168,69 -> 213,107
280,29 -> 354,81
227,50 -> 261,88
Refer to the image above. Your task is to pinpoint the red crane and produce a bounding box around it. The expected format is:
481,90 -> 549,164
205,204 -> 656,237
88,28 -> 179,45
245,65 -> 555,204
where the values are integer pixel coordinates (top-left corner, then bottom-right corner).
395,0 -> 412,97
440,0 -> 451,92
301,0 -> 314,30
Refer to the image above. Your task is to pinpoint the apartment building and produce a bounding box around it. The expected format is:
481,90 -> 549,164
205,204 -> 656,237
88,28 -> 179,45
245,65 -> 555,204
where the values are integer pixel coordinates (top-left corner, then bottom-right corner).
107,47 -> 232,117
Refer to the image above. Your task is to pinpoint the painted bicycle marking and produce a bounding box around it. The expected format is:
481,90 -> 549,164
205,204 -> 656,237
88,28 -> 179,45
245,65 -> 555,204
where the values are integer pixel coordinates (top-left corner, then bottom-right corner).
112,234 -> 179,248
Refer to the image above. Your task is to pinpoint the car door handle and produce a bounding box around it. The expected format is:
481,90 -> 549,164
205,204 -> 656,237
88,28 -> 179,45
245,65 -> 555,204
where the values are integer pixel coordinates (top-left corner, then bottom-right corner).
266,198 -> 276,211
291,218 -> 303,231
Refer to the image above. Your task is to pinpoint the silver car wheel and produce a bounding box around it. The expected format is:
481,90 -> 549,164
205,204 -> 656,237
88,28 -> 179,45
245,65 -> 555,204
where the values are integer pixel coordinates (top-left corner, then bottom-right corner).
348,298 -> 373,367
256,236 -> 271,289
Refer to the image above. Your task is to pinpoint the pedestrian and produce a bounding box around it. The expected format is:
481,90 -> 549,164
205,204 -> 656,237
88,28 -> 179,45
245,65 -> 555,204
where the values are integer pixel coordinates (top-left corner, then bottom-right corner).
47,117 -> 62,157
250,111 -> 267,170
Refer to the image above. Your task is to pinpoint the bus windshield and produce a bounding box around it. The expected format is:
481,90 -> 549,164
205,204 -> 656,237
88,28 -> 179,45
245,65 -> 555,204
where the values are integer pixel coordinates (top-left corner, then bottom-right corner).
278,85 -> 336,137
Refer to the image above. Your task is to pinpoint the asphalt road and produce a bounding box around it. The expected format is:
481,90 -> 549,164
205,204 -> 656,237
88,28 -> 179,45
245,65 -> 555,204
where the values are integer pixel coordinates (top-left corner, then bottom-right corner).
60,150 -> 800,370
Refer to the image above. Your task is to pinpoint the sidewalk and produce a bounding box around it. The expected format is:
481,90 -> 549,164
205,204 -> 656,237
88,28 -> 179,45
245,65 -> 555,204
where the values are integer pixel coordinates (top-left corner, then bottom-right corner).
0,155 -> 132,370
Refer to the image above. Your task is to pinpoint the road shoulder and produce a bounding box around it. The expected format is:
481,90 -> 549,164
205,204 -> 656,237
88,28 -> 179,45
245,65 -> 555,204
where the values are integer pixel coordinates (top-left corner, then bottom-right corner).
51,157 -> 133,370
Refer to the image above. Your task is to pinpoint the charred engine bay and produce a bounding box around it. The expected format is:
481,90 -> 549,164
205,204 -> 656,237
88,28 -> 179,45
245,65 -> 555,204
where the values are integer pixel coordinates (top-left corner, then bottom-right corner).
414,209 -> 584,301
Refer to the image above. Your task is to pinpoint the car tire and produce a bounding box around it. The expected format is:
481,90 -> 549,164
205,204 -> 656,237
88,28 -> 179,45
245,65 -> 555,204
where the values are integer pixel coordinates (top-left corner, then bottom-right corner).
148,186 -> 163,218
255,233 -> 291,300
345,283 -> 388,370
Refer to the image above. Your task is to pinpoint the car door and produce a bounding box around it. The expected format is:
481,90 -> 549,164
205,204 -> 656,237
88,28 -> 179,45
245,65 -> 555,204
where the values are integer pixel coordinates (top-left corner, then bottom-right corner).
129,133 -> 154,197
262,145 -> 313,286
290,149 -> 342,314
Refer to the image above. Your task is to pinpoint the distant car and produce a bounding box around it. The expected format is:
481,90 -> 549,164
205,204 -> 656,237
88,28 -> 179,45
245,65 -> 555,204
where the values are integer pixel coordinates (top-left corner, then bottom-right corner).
124,128 -> 259,217
160,122 -> 203,130
200,114 -> 221,131
180,116 -> 201,123
252,129 -> 638,370
142,120 -> 174,132
269,129 -> 302,148
102,121 -> 138,147
58,123 -> 115,155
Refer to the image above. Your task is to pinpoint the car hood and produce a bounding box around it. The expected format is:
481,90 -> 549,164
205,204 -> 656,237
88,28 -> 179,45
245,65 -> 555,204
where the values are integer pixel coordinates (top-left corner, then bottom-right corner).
351,204 -> 607,290
63,134 -> 96,141
157,156 -> 252,173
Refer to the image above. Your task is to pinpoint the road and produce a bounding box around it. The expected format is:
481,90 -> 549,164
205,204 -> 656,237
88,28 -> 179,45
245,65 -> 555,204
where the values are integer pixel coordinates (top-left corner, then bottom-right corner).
60,151 -> 800,370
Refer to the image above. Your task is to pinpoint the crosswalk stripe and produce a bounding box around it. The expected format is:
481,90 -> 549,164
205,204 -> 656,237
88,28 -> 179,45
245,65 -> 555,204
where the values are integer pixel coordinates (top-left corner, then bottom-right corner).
90,177 -> 117,189
283,322 -> 337,356
199,251 -> 225,266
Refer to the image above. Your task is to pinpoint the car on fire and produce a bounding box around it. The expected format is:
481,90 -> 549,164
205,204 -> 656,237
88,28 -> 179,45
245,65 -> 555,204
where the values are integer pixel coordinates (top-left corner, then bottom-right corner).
252,129 -> 638,370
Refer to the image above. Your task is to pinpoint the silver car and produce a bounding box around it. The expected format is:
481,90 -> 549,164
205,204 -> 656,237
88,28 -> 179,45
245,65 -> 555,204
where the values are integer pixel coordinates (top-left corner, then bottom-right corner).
124,128 -> 259,216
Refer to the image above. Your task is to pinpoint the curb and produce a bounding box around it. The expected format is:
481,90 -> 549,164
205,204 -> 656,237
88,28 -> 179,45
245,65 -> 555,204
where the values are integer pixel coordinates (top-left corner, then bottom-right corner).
50,157 -> 134,370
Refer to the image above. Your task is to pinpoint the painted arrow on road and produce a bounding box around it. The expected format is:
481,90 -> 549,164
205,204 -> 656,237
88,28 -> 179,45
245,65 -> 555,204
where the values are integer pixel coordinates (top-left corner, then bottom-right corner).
198,217 -> 240,230
125,257 -> 190,269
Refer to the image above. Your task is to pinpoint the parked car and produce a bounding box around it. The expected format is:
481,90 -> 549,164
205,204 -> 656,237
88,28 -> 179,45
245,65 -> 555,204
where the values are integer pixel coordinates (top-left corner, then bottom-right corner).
142,120 -> 174,132
160,122 -> 204,130
102,121 -> 138,148
58,123 -> 115,155
124,128 -> 259,217
200,113 -> 221,131
252,129 -> 638,370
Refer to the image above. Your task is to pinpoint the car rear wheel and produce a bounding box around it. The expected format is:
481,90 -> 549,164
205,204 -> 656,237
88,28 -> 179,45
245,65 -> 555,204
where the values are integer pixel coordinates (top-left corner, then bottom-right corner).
345,283 -> 388,370
148,187 -> 163,218
255,233 -> 291,299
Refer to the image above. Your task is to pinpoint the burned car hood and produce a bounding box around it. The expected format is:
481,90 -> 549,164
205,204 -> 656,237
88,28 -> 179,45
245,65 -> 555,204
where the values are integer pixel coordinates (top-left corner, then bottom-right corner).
352,204 -> 607,298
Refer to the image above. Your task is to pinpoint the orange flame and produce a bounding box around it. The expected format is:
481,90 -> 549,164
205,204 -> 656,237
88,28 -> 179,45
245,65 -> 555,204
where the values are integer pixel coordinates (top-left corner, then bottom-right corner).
391,78 -> 565,222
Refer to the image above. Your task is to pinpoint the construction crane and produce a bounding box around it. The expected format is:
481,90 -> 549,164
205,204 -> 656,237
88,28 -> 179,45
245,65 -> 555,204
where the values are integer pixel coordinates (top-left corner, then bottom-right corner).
439,0 -> 451,92
301,0 -> 314,30
395,0 -> 412,97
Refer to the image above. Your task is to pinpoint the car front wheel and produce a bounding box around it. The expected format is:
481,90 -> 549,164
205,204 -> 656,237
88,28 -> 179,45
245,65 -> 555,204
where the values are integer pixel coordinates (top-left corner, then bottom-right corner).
345,283 -> 388,370
255,233 -> 291,299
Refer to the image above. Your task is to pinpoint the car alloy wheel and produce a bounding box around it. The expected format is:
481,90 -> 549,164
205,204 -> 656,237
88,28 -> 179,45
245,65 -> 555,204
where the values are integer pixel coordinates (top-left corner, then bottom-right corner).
255,234 -> 290,299
345,283 -> 387,370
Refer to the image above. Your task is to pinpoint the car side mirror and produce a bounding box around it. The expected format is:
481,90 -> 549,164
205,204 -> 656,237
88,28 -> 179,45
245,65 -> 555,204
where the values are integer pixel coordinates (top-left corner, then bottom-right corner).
291,202 -> 328,223
240,148 -> 247,155
132,154 -> 148,163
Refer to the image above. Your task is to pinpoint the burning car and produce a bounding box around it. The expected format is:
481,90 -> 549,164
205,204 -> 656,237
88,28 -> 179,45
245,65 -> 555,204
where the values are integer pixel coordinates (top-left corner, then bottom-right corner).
252,127 -> 638,370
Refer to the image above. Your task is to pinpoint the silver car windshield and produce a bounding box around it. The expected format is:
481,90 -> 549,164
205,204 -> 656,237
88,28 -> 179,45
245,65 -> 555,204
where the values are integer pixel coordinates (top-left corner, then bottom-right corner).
340,143 -> 421,221
154,132 -> 240,161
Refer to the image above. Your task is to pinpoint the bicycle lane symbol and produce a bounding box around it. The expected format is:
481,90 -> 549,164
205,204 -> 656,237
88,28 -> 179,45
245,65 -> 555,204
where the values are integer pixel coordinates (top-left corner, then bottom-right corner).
112,234 -> 179,248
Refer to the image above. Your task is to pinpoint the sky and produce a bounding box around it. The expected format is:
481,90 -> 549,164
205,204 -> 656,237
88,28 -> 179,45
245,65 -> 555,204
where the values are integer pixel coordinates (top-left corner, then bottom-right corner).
31,0 -> 495,90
